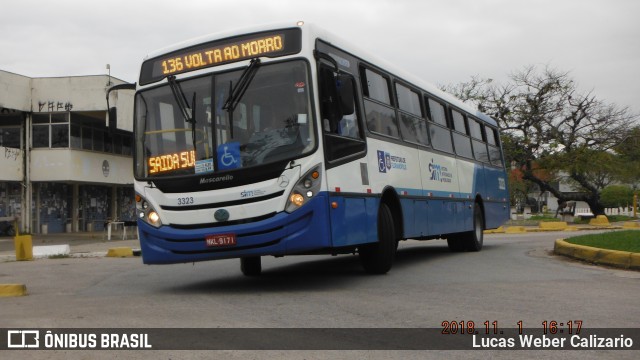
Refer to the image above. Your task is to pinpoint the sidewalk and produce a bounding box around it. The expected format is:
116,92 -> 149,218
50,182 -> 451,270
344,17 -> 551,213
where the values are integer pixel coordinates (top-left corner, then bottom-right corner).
0,231 -> 140,259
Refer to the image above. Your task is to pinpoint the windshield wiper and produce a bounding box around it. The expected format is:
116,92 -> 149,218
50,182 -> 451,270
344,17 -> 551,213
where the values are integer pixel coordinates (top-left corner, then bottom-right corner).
167,75 -> 197,152
167,75 -> 194,123
222,58 -> 261,138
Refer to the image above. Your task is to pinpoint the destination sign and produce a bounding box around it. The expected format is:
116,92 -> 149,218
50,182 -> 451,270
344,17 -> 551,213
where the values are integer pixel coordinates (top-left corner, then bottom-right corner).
148,150 -> 195,175
139,28 -> 302,85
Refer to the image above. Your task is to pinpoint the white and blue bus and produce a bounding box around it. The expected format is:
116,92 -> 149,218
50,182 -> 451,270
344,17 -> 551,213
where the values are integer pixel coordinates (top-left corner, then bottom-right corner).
129,21 -> 509,275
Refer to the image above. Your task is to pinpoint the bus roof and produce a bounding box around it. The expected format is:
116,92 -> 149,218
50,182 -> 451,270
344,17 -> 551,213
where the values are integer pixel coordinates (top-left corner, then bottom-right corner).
142,21 -> 497,127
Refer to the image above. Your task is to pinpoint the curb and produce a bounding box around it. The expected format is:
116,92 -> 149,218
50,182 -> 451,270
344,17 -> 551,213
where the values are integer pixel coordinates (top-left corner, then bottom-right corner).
484,224 -> 626,234
106,247 -> 134,257
0,284 -> 27,297
623,222 -> 640,229
554,239 -> 640,270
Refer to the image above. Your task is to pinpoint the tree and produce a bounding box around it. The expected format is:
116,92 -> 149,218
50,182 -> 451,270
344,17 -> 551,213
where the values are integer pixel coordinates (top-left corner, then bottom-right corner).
613,126 -> 640,190
600,185 -> 634,208
443,65 -> 638,215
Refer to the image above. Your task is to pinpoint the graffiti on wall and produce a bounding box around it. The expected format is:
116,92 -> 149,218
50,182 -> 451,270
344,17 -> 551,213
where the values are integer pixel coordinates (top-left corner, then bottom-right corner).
37,101 -> 73,112
4,147 -> 21,161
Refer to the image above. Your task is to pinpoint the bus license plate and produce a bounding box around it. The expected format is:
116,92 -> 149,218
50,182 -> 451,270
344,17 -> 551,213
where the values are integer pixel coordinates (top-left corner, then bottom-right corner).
205,234 -> 236,247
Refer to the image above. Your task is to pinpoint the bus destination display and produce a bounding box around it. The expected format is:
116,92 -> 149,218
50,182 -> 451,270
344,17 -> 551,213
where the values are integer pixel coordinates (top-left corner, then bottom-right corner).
148,150 -> 195,175
161,35 -> 283,75
139,28 -> 302,85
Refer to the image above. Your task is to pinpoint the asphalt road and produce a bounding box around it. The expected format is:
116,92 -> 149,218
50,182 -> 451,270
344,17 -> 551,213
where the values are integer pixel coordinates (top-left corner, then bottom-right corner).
1,231 -> 638,359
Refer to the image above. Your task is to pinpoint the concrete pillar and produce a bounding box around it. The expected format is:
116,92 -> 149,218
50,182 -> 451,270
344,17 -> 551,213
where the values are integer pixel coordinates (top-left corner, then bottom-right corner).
111,185 -> 117,220
34,183 -> 40,234
23,113 -> 32,234
72,184 -> 79,232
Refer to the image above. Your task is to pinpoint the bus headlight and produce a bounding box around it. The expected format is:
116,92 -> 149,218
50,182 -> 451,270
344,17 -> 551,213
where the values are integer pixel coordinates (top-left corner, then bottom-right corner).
148,211 -> 161,225
285,164 -> 322,213
136,193 -> 163,228
290,193 -> 305,207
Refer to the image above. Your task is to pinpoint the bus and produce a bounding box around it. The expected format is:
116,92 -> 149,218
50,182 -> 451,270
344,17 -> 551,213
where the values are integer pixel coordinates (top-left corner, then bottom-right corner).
126,21 -> 509,276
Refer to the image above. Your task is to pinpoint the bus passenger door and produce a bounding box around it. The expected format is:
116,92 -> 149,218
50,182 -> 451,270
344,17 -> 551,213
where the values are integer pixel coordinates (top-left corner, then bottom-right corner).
318,64 -> 370,247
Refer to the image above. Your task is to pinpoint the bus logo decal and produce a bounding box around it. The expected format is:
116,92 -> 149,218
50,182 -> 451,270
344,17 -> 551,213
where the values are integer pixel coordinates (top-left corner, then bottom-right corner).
278,175 -> 290,188
199,174 -> 234,184
214,209 -> 230,222
377,151 -> 387,173
428,159 -> 453,183
377,150 -> 407,173
217,142 -> 241,171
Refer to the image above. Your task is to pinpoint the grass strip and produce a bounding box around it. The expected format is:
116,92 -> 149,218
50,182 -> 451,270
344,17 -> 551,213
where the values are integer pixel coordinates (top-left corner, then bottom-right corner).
566,230 -> 640,253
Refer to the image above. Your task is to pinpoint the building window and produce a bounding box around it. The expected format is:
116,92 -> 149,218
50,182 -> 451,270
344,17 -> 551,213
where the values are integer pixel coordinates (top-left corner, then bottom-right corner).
32,113 -> 69,148
31,111 -> 132,154
51,124 -> 69,148
0,113 -> 23,149
70,112 -> 132,155
32,125 -> 50,148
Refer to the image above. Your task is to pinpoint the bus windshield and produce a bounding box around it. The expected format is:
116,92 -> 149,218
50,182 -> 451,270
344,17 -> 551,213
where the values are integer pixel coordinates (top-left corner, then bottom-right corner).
134,60 -> 315,179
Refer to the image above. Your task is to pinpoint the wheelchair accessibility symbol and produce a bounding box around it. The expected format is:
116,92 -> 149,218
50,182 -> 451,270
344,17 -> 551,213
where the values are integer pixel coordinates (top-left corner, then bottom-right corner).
217,142 -> 241,171
377,150 -> 390,173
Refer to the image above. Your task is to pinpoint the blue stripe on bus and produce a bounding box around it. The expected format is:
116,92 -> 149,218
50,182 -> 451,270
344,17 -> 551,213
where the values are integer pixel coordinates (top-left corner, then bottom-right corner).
138,193 -> 334,264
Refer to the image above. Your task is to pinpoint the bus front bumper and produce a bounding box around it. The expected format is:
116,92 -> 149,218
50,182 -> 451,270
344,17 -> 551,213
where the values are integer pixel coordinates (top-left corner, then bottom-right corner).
137,193 -> 332,264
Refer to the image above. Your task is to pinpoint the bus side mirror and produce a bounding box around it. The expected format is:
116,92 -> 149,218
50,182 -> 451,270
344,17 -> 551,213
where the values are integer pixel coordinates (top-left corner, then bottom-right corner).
319,67 -> 342,132
337,74 -> 355,116
108,107 -> 117,131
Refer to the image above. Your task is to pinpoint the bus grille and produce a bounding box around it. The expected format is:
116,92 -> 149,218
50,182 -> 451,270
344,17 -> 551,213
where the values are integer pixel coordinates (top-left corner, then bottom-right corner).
168,212 -> 277,230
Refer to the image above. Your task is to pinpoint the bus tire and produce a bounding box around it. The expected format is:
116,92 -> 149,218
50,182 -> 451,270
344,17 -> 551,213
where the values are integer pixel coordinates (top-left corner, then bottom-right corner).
447,203 -> 484,252
240,256 -> 261,276
359,203 -> 396,274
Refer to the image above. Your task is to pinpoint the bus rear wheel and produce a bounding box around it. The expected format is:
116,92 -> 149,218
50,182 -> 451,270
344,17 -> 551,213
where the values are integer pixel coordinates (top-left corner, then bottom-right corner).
240,256 -> 262,276
447,203 -> 484,252
359,203 -> 396,274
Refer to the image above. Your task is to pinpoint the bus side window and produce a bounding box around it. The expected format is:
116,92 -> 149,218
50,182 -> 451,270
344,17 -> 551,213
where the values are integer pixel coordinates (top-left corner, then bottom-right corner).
486,126 -> 503,166
471,120 -> 490,163
360,67 -> 399,138
427,97 -> 447,126
426,96 -> 453,153
396,82 -> 429,146
450,110 -> 473,159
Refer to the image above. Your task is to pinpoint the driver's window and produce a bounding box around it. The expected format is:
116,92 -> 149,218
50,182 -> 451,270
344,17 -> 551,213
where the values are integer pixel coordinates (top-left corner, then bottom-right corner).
319,66 -> 362,140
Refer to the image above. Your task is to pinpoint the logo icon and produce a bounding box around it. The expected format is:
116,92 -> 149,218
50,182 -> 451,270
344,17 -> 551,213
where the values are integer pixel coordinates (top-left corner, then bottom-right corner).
428,158 -> 453,183
278,175 -> 290,188
377,151 -> 387,173
214,209 -> 230,222
377,150 -> 407,173
217,142 -> 241,171
7,330 -> 40,348
102,160 -> 110,177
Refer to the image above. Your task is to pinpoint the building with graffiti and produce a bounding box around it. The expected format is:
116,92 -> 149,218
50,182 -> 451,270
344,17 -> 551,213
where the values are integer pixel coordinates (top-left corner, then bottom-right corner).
0,69 -> 134,234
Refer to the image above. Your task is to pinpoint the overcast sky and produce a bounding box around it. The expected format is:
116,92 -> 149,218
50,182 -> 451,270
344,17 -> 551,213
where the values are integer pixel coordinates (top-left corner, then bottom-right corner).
1,0 -> 638,114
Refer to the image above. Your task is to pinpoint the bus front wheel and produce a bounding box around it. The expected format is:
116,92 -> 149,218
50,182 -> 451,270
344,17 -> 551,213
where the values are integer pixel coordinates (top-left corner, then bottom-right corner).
359,203 -> 396,274
240,256 -> 262,276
